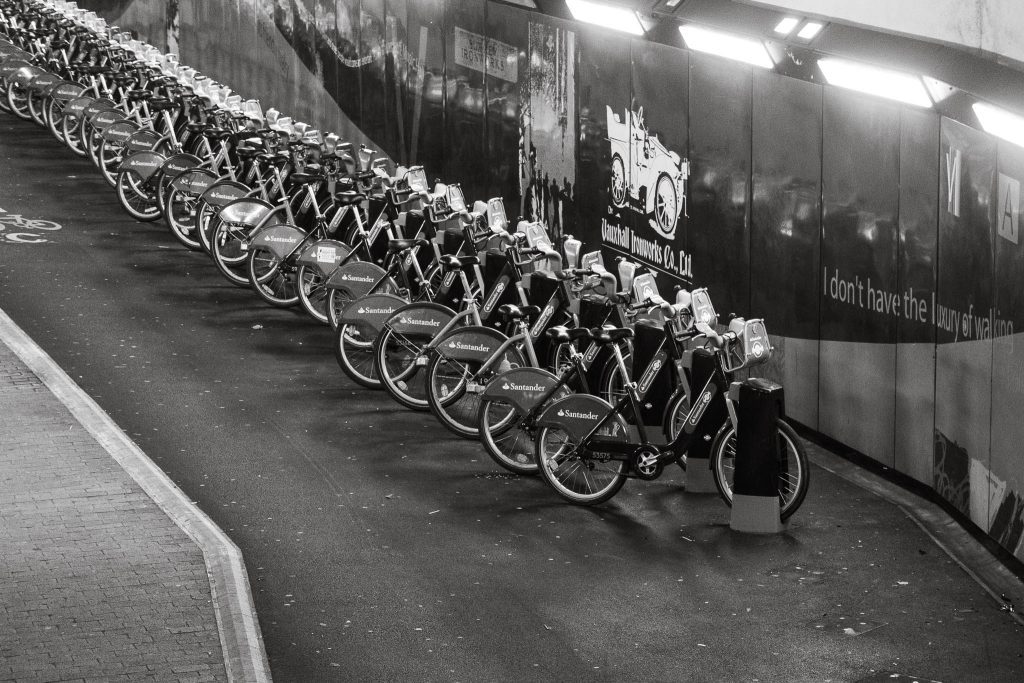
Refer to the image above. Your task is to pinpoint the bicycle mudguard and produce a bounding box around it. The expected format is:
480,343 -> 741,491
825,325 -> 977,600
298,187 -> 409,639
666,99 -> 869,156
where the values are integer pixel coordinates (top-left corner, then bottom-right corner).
0,59 -> 32,79
81,98 -> 116,120
385,302 -> 456,337
101,120 -> 140,145
170,168 -> 217,195
246,223 -> 305,259
50,81 -> 85,101
338,293 -> 407,335
324,260 -> 387,295
63,95 -> 94,117
9,64 -> 42,87
200,182 -> 250,208
124,129 -> 162,153
482,367 -> 568,416
27,72 -> 60,92
159,153 -> 202,181
217,198 -> 276,228
117,151 -> 167,179
535,393 -> 626,442
89,108 -> 127,134
434,326 -> 508,363
296,239 -> 352,278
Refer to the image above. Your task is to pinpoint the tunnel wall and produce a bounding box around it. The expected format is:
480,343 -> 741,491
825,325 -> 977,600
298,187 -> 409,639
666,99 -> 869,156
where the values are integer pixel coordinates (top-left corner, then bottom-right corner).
78,0 -> 1024,559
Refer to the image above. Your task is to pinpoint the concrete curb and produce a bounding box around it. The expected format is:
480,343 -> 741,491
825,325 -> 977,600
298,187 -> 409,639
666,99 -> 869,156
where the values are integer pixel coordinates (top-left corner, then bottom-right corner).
807,443 -> 1024,627
0,309 -> 273,683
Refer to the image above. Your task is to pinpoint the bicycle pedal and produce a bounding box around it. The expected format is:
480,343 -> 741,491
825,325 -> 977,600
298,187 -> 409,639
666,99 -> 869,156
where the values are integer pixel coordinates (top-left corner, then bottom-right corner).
414,356 -> 428,366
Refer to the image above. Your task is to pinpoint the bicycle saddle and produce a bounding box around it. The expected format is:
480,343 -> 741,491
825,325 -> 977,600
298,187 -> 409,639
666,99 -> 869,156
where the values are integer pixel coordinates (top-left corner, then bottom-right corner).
147,97 -> 175,111
126,88 -> 151,101
332,190 -> 364,206
591,326 -> 633,344
289,171 -> 324,185
545,326 -> 592,345
386,238 -> 429,253
202,127 -> 232,140
235,145 -> 259,160
497,304 -> 524,321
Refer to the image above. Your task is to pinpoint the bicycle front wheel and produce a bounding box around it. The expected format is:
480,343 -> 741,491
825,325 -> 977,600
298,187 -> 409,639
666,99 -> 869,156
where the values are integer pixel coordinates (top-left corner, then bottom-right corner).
709,419 -> 809,522
535,422 -> 629,505
478,397 -> 538,475
115,171 -> 162,222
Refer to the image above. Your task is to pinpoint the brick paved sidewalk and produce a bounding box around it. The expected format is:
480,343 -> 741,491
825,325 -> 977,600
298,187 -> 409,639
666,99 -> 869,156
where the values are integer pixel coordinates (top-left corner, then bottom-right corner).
0,340 -> 228,683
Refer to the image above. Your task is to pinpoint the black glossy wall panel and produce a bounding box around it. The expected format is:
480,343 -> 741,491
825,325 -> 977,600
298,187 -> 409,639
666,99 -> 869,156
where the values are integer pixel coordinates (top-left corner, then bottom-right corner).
687,54 -> 750,318
935,117 -> 995,520
404,0 -> 445,175
359,0 -> 387,150
820,90 -> 900,344
482,2 -> 527,202
750,71 -> 821,338
895,107 -> 939,484
444,0 -> 486,201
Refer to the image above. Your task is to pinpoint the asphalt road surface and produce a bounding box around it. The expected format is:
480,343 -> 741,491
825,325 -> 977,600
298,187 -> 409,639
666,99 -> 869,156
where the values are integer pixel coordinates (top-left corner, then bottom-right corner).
3,114 -> 1023,683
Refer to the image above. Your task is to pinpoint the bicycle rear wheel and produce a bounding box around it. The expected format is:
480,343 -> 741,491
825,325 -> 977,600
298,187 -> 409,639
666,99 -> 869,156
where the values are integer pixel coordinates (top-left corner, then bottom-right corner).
115,171 -> 162,222
210,222 -> 253,287
297,264 -> 330,324
375,325 -> 432,411
709,419 -> 809,521
478,397 -> 538,475
535,421 -> 629,505
247,247 -> 299,307
426,346 -> 526,440
335,322 -> 381,389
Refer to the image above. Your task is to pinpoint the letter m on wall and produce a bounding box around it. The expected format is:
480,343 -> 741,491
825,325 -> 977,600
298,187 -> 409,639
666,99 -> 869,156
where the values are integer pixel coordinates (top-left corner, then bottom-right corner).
998,172 -> 1020,244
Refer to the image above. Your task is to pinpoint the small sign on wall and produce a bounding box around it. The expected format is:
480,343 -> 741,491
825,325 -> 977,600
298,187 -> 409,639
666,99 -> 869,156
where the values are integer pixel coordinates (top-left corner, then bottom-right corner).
997,172 -> 1020,244
454,27 -> 518,83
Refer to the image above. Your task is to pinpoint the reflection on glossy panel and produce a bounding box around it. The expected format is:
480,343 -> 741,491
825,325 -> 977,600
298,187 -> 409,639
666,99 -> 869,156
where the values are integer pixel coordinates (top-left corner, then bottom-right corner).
988,140 -> 1024,553
404,0 -> 446,174
445,0 -> 487,201
360,0 -> 388,155
935,117 -> 994,527
751,71 -> 821,427
688,54 -> 751,318
895,107 -> 939,484
483,2 -> 528,204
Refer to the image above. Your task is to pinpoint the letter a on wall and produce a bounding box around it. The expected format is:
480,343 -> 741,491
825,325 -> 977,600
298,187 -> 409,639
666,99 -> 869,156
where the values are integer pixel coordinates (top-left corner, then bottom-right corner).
997,172 -> 1020,244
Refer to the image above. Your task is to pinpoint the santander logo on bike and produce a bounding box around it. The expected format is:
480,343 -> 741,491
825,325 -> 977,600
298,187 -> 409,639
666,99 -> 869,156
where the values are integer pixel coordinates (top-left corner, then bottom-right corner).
341,273 -> 374,282
687,390 -> 714,427
265,236 -> 297,244
399,316 -> 440,327
483,281 -> 506,312
357,307 -> 395,315
557,409 -> 599,420
447,340 -> 489,353
501,382 -> 545,392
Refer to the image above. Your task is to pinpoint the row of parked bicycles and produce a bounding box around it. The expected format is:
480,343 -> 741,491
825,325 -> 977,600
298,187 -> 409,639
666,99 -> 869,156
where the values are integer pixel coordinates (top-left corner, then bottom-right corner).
0,0 -> 809,518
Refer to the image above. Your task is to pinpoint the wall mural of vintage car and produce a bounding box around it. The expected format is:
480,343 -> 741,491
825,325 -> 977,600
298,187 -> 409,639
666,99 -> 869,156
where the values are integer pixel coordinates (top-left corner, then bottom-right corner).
606,105 -> 689,240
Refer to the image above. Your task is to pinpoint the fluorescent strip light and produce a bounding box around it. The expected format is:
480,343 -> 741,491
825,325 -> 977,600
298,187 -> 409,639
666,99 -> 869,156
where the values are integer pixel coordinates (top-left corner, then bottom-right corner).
818,58 -> 932,108
974,102 -> 1024,148
566,0 -> 645,36
774,17 -> 799,36
679,25 -> 774,69
797,21 -> 824,40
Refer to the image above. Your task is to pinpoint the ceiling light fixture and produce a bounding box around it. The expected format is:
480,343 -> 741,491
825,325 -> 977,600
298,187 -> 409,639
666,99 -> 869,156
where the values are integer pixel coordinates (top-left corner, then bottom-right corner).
566,0 -> 645,36
818,58 -> 932,108
774,18 -> 799,36
796,21 -> 824,40
679,25 -> 774,69
973,102 -> 1024,148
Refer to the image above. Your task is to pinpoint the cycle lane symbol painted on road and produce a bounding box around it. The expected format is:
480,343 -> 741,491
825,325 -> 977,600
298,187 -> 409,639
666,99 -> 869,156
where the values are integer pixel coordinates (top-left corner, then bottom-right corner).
0,207 -> 63,244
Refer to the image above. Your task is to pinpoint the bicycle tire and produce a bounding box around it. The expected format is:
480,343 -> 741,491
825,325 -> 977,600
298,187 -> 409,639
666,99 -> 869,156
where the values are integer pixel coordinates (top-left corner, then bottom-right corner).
247,246 -> 299,307
114,171 -> 162,222
297,264 -> 331,324
426,341 -> 526,440
164,183 -> 203,251
374,324 -> 432,411
535,421 -> 629,505
210,221 -> 253,288
478,397 -> 538,475
335,321 -> 381,389
6,80 -> 30,119
709,419 -> 809,522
